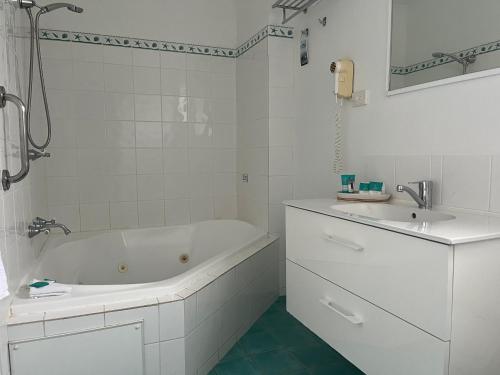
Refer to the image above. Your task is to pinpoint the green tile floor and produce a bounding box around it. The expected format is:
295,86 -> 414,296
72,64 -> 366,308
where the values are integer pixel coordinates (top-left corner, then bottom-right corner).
210,297 -> 365,375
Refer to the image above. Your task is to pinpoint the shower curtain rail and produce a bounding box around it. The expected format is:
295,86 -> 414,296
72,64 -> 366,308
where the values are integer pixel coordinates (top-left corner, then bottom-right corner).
272,0 -> 322,24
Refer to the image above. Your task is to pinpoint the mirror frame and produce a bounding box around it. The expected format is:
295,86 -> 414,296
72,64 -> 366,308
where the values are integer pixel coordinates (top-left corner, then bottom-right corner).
386,0 -> 500,96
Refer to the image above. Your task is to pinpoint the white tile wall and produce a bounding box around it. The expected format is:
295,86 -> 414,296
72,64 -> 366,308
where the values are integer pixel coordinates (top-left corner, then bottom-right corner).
0,6 -> 48,372
286,0 -> 500,218
160,338 -> 185,375
267,38 -> 296,295
236,40 -> 270,232
145,343 -> 161,375
159,300 -> 185,341
44,42 -> 237,231
359,154 -> 500,214
7,322 -> 44,342
105,305 -> 159,345
44,313 -> 104,336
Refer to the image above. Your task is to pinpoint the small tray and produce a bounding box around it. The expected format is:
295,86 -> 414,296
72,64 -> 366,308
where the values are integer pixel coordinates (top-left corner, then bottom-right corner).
337,192 -> 392,202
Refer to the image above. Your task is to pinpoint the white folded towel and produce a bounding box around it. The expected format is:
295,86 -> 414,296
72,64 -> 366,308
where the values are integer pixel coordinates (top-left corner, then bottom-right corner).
0,254 -> 8,300
29,279 -> 72,299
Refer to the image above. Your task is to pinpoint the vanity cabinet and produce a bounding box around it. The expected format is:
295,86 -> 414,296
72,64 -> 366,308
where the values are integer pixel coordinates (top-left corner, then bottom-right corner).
286,207 -> 453,340
286,205 -> 500,375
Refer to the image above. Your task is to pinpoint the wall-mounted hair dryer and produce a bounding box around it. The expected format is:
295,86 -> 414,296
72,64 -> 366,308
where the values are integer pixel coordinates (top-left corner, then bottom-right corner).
330,59 -> 354,99
330,59 -> 354,175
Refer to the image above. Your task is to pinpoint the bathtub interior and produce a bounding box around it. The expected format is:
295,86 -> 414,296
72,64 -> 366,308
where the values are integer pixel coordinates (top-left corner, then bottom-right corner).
31,220 -> 265,286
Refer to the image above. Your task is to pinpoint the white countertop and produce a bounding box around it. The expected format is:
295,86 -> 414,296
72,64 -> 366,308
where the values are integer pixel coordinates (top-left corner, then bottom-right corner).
284,199 -> 500,245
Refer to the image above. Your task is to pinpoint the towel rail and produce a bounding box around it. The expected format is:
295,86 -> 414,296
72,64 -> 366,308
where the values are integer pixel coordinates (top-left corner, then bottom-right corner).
0,86 -> 30,191
272,0 -> 322,24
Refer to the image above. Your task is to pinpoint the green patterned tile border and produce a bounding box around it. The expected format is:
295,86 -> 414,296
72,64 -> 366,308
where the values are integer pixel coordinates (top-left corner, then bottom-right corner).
39,25 -> 293,59
236,25 -> 294,57
391,39 -> 500,75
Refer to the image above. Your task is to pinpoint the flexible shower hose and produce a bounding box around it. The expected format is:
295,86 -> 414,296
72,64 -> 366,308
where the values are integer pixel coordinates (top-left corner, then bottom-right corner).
333,97 -> 344,175
25,8 -> 52,151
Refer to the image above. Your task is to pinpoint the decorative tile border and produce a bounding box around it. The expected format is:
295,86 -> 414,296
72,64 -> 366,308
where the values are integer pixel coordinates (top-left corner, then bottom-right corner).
39,25 -> 294,59
391,39 -> 500,75
235,25 -> 293,57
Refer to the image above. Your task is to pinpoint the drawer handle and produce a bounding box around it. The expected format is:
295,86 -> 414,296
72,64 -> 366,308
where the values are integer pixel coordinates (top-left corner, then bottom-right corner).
323,232 -> 364,251
320,298 -> 364,325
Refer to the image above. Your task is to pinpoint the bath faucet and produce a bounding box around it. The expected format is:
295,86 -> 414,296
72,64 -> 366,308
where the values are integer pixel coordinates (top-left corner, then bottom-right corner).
396,180 -> 433,210
28,217 -> 71,238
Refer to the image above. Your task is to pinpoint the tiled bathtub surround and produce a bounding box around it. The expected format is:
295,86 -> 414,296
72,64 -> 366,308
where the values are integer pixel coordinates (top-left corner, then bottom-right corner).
236,39 -> 270,232
0,1 -> 49,373
41,41 -> 238,231
7,239 -> 279,375
268,37 -> 296,296
40,25 -> 295,233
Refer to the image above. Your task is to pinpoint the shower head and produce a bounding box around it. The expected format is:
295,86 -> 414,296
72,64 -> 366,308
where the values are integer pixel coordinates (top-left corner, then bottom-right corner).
432,51 -> 464,63
432,51 -> 477,74
432,51 -> 476,64
40,2 -> 83,14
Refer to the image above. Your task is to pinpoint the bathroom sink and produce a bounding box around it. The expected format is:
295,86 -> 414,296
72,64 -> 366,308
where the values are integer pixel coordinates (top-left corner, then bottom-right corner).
331,203 -> 456,223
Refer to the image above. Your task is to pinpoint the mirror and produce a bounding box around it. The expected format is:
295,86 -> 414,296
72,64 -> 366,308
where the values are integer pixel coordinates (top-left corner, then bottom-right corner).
389,0 -> 500,93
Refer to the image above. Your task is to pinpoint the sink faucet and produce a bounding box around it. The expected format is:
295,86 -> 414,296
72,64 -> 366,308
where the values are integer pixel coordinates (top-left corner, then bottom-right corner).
396,180 -> 433,210
28,217 -> 71,238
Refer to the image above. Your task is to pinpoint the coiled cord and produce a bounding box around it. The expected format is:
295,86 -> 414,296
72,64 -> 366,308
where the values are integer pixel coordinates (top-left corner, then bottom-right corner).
333,97 -> 344,175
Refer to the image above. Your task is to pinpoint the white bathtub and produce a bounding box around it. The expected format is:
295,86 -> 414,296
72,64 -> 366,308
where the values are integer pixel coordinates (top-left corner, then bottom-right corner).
10,219 -> 274,316
8,221 -> 279,375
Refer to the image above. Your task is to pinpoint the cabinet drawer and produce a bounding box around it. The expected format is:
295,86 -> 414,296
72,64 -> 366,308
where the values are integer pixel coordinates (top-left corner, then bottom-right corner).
286,207 -> 453,340
287,261 -> 449,375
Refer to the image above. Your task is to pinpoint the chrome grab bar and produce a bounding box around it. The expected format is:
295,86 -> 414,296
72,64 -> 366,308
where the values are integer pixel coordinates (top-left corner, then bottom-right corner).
0,86 -> 30,191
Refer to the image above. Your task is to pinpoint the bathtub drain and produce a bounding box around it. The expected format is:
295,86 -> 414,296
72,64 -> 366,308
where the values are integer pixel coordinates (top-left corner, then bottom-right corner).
118,263 -> 129,273
179,254 -> 189,264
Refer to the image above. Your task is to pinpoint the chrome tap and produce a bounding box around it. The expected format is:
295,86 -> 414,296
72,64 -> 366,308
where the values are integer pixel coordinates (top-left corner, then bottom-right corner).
396,180 -> 433,210
28,217 -> 71,238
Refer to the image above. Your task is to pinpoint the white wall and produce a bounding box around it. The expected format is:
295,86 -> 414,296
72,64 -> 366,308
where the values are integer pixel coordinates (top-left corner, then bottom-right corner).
234,0 -> 269,45
0,1 -> 49,373
236,40 -> 269,231
41,41 -> 237,231
234,0 -> 282,45
40,0 -> 238,48
290,0 -> 500,214
268,36 -> 295,295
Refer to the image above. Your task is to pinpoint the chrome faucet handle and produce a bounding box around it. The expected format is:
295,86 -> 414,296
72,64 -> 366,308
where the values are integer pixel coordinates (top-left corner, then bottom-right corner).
33,217 -> 55,225
409,180 -> 432,185
28,225 -> 50,238
409,180 -> 433,192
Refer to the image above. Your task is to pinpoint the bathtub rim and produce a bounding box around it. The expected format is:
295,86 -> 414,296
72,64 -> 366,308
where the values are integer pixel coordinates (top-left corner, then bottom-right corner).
7,227 -> 278,325
28,219 -> 267,290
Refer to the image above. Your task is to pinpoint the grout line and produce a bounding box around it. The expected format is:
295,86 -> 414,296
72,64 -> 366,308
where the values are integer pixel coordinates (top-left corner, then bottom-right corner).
488,156 -> 493,211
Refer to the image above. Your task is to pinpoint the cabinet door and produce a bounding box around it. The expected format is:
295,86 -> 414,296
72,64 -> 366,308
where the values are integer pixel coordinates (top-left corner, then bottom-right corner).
9,323 -> 144,375
286,206 -> 453,340
287,260 -> 450,375
450,240 -> 500,375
